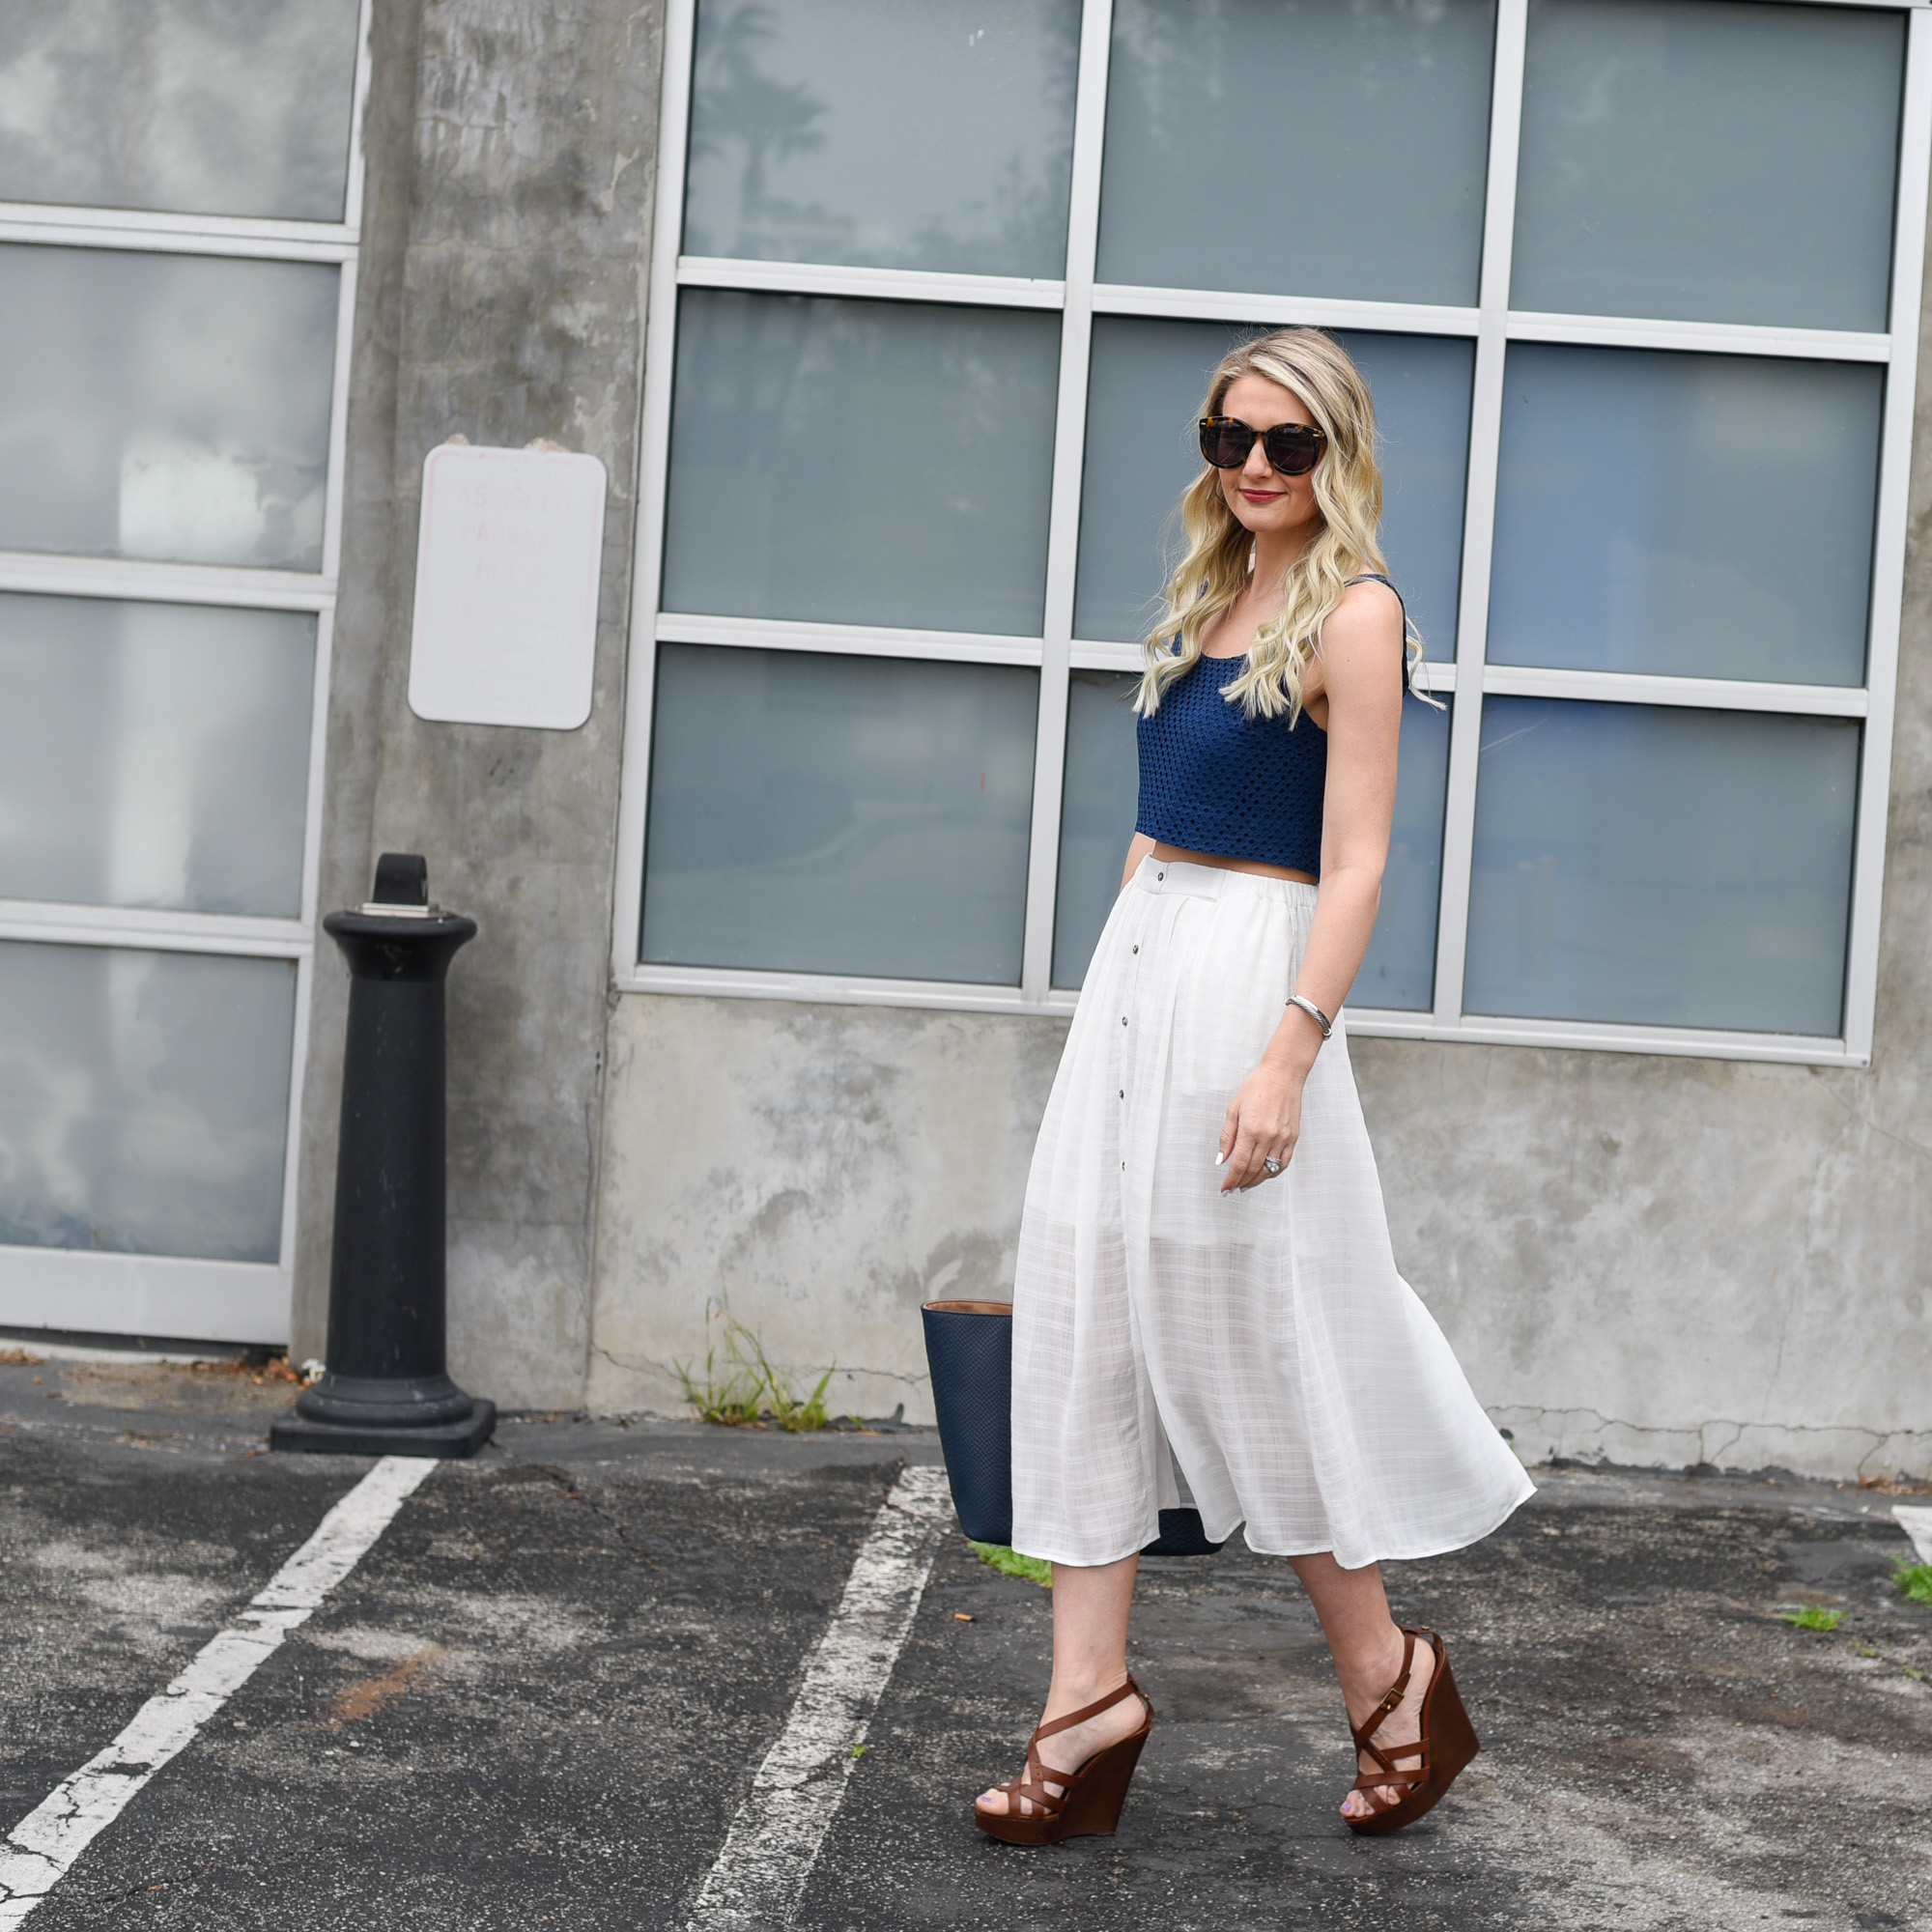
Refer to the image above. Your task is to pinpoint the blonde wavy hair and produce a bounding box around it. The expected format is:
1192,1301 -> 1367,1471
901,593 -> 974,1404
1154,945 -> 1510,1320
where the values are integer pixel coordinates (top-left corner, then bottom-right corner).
1135,327 -> 1426,722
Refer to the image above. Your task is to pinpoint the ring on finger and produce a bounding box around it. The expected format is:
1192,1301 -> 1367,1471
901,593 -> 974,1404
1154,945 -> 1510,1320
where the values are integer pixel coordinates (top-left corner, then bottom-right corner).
1262,1154 -> 1282,1175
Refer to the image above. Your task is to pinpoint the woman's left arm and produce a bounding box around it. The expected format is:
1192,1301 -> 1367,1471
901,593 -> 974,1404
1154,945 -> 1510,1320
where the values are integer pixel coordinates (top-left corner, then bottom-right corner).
1216,585 -> 1404,1191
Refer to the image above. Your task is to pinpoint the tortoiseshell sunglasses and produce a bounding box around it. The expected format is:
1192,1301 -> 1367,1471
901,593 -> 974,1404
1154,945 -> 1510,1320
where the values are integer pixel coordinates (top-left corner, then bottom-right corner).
1198,416 -> 1327,476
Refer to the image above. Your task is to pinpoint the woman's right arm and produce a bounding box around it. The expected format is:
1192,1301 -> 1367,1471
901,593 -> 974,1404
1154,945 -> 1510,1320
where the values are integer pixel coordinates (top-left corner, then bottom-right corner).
1120,832 -> 1155,892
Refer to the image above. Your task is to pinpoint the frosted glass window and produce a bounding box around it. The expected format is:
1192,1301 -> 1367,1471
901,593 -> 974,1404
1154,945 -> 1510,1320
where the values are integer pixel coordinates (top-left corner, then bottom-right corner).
0,942 -> 296,1263
643,645 -> 1038,982
0,0 -> 363,221
1488,346 -> 1881,687
0,595 -> 315,917
1074,319 -> 1471,653
1356,695 -> 1450,1012
1465,699 -> 1858,1034
1097,0 -> 1496,305
684,0 -> 1080,277
0,246 -> 338,571
1050,673 -> 1450,1005
663,291 -> 1060,635
1512,0 -> 1903,331
1053,670 -> 1141,988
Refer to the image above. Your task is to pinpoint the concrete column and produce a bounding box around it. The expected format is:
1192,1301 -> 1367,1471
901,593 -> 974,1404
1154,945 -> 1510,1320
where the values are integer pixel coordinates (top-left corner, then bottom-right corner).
296,0 -> 665,1406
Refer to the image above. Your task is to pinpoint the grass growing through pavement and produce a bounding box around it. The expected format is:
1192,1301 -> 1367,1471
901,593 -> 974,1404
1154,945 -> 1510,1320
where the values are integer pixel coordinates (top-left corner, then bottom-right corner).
971,1543 -> 1052,1587
1895,1559 -> 1932,1606
1782,1606 -> 1845,1632
676,1308 -> 837,1431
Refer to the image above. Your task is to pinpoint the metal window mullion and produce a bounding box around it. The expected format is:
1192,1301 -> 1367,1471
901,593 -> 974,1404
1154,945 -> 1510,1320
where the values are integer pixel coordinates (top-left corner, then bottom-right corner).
276,952 -> 316,1274
624,958 -> 1080,1017
1346,1009 -> 1859,1066
1069,639 -> 1461,685
0,904 -> 311,955
0,1249 -> 293,1349
1480,665 -> 1868,716
319,254 -> 357,582
1842,5 -> 1932,1062
340,0 -> 379,238
1504,310 -> 1891,361
655,611 -> 1042,666
1020,0 -> 1114,1007
298,605 -> 337,931
676,254 -> 1065,309
0,553 -> 334,609
0,215 -> 355,264
1092,283 -> 1479,336
611,0 -> 698,982
1432,0 -> 1528,1028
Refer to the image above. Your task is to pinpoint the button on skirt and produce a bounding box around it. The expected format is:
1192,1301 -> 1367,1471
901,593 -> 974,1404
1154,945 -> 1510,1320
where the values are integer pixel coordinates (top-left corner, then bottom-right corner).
1010,857 -> 1534,1570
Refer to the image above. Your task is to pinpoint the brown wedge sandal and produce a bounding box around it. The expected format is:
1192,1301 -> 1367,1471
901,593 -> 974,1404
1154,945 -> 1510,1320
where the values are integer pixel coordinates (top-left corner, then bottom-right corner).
975,1677 -> 1153,1846
1345,1626 -> 1480,1836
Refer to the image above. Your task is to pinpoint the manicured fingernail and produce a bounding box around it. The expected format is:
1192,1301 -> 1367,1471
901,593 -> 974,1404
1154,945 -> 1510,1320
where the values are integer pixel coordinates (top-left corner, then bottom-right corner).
1214,1151 -> 1226,1165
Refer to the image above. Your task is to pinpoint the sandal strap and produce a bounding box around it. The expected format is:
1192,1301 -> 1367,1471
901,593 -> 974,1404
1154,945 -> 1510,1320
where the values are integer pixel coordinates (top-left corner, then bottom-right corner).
1031,1675 -> 1143,1745
994,1737 -> 1083,1819
1350,1769 -> 1427,1810
1010,1777 -> 1065,1814
1350,1632 -> 1417,1752
988,1675 -> 1148,1821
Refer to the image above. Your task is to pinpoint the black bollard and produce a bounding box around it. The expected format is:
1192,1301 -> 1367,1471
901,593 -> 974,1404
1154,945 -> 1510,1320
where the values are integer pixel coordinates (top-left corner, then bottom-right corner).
271,853 -> 496,1457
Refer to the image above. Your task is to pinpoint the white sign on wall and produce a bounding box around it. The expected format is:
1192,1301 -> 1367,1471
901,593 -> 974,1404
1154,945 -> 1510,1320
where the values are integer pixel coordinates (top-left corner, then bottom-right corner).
408,441 -> 608,730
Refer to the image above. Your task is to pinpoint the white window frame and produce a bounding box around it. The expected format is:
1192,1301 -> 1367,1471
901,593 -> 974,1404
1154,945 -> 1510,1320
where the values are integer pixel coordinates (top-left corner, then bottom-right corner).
0,0 -> 376,1346
613,0 -> 1932,1070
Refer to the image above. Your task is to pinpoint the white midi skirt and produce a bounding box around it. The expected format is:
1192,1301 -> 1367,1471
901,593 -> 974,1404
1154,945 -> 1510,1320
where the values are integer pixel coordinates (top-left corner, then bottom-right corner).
1010,857 -> 1534,1571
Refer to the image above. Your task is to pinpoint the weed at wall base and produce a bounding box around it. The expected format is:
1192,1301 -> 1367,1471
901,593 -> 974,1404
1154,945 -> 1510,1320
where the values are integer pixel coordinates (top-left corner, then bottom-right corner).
675,1304 -> 838,1433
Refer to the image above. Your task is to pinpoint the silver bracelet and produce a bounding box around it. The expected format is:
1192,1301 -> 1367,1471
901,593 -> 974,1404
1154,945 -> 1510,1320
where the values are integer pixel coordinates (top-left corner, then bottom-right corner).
1286,993 -> 1333,1040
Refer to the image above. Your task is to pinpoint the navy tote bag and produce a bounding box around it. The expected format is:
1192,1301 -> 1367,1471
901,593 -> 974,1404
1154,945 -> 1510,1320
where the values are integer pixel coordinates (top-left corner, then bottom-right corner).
921,1299 -> 1225,1557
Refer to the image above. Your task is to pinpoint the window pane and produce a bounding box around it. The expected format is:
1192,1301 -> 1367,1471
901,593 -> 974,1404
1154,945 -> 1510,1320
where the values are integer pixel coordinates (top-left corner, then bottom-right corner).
1074,319 -> 1471,655
1053,670 -> 1140,988
1097,0 -> 1496,305
0,246 -> 337,570
0,942 -> 295,1264
1049,675 -> 1449,1003
1512,0 -> 1902,330
1488,346 -> 1880,687
1465,699 -> 1858,1035
684,0 -> 1079,278
1356,695 -> 1451,1012
664,290 -> 1059,635
642,645 -> 1038,982
0,595 -> 314,917
0,0 -> 362,221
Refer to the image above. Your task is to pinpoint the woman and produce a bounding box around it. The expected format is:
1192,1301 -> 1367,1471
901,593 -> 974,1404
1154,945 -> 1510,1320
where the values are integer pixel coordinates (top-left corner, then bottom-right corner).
975,328 -> 1533,1844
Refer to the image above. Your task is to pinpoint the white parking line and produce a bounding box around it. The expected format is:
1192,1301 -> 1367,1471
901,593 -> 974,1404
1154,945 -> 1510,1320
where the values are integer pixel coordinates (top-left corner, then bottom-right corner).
688,1463 -> 953,1931
1895,1505 -> 1932,1564
0,1456 -> 437,1929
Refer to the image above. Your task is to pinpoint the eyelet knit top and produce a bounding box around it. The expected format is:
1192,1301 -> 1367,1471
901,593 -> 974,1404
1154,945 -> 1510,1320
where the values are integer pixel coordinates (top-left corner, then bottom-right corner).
1134,573 -> 1404,878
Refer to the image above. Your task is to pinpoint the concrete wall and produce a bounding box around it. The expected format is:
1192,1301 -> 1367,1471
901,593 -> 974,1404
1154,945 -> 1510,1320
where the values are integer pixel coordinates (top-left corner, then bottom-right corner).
579,198 -> 1932,1483
585,997 -> 1066,1421
582,986 -> 1929,1479
309,0 -> 1929,1479
294,0 -> 663,1404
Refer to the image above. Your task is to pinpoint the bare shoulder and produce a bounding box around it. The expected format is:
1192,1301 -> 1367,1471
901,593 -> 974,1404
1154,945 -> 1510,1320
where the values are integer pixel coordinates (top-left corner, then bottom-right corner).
1320,577 -> 1405,688
1324,576 -> 1404,644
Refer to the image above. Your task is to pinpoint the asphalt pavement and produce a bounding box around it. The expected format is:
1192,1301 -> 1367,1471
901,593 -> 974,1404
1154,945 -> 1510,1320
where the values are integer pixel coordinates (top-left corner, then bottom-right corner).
1,1353 -> 1927,1930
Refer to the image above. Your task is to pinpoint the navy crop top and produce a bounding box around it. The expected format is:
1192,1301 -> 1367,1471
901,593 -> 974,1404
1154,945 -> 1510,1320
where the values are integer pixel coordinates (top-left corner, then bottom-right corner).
1134,574 -> 1406,878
